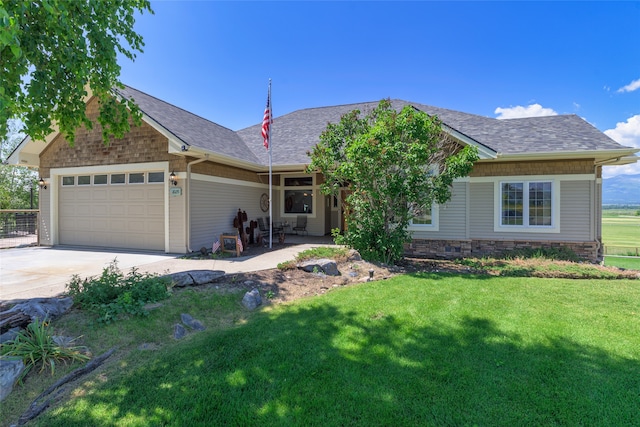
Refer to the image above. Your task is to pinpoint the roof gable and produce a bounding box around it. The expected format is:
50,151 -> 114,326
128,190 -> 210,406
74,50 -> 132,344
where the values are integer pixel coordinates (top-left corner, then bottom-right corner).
115,86 -> 262,165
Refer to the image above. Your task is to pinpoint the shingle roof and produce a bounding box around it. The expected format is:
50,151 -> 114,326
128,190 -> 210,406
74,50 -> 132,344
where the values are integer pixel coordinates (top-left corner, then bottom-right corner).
115,85 -> 261,164
116,86 -> 633,168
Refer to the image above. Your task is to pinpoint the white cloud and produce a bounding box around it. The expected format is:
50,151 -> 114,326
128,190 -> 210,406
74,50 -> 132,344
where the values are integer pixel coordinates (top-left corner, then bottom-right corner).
603,114 -> 640,178
494,104 -> 558,120
616,78 -> 640,93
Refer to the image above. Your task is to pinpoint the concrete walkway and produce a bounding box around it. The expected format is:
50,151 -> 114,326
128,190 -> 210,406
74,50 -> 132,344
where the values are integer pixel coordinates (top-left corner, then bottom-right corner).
0,236 -> 336,303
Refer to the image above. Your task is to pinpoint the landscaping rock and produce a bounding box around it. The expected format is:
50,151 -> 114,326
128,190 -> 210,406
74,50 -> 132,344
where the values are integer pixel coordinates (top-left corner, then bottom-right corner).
167,272 -> 194,288
348,250 -> 362,261
173,324 -> 187,340
180,313 -> 205,331
0,297 -> 73,331
165,270 -> 225,287
190,270 -> 225,286
242,288 -> 262,310
0,327 -> 20,344
299,259 -> 341,276
0,357 -> 24,401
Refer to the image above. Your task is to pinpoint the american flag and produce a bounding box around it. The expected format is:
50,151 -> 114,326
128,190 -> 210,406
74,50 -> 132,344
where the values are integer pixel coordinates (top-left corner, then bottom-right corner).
237,235 -> 243,253
261,95 -> 271,150
212,239 -> 220,253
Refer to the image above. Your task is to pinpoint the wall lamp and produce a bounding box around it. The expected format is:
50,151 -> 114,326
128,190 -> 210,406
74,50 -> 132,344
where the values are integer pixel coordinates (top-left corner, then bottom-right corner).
169,171 -> 178,186
38,177 -> 48,190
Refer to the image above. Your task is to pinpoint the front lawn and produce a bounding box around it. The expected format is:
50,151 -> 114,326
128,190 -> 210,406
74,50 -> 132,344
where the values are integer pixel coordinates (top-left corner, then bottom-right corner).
32,273 -> 640,426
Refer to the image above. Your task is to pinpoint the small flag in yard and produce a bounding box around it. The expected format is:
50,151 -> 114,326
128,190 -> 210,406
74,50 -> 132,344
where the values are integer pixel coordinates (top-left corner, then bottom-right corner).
237,235 -> 243,253
212,239 -> 220,253
262,92 -> 271,150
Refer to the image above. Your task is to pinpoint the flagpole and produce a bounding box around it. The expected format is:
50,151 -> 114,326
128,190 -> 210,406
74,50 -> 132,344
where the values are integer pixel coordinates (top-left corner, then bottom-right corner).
268,79 -> 273,248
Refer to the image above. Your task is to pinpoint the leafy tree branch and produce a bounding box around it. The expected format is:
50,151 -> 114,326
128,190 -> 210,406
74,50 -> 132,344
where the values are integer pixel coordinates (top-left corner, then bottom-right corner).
1,0 -> 153,144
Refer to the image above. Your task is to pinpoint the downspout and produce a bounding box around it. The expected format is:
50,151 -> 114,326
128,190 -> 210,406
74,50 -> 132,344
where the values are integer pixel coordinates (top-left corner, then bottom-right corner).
186,155 -> 209,253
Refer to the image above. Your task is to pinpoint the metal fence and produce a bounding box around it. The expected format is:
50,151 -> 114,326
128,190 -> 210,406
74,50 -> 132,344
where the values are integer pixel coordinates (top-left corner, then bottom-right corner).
603,245 -> 640,257
0,210 -> 39,249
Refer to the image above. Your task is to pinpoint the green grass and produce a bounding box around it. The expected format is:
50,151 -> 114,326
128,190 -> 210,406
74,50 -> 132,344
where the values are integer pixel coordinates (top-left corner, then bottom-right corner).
602,208 -> 640,252
28,274 -> 640,427
604,256 -> 640,270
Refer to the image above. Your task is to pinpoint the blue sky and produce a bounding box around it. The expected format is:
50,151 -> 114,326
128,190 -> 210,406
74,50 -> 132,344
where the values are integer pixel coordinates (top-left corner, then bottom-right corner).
118,1 -> 640,178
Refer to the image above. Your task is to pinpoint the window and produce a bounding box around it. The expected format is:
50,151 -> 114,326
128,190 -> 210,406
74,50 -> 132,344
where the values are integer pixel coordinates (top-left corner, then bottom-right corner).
411,206 -> 432,225
148,172 -> 164,183
110,174 -> 125,184
62,176 -> 75,186
94,175 -> 108,185
499,180 -> 554,228
129,173 -> 144,184
77,175 -> 91,185
283,176 -> 313,214
408,202 -> 439,231
284,190 -> 313,213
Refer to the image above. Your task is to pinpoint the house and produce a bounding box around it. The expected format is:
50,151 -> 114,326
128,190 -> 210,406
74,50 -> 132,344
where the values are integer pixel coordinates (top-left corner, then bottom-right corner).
8,85 -> 639,261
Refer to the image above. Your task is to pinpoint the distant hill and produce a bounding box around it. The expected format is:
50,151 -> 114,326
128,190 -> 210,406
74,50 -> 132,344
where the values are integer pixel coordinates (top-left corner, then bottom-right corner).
602,174 -> 640,205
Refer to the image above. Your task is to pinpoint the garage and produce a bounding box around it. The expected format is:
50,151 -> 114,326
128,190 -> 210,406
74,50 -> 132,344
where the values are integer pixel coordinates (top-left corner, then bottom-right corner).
58,171 -> 165,251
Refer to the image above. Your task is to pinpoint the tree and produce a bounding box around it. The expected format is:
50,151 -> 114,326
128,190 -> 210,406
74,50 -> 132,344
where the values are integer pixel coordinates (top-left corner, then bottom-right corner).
307,100 -> 479,264
0,0 -> 153,145
0,119 -> 38,209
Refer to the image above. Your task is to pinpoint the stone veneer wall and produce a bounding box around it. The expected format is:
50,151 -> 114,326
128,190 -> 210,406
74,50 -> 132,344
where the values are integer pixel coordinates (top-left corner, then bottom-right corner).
405,239 -> 600,262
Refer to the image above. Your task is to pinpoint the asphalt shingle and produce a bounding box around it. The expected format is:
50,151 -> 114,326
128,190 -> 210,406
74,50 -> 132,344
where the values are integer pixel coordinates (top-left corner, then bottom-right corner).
115,87 -> 632,168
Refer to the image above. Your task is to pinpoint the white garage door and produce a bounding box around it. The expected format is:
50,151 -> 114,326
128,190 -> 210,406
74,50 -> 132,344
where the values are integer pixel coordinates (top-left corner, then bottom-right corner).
58,171 -> 165,251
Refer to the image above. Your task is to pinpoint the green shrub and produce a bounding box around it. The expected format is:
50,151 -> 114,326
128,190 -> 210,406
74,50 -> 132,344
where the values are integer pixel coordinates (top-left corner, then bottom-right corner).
66,259 -> 171,324
1,318 -> 90,383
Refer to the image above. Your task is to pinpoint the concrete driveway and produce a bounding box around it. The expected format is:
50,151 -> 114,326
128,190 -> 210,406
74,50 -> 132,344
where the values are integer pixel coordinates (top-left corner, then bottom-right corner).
0,237 -> 336,303
0,246 -> 178,303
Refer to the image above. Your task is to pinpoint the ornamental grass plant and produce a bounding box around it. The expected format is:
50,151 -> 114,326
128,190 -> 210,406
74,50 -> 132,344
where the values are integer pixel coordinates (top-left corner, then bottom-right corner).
1,318 -> 90,383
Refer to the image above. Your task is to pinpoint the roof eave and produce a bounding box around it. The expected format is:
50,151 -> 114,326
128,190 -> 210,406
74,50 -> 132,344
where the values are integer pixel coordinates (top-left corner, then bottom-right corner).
494,148 -> 639,163
181,147 -> 265,172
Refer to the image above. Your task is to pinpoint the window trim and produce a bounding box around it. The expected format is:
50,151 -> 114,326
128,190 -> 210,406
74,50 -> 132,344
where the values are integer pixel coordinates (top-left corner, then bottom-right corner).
494,179 -> 560,233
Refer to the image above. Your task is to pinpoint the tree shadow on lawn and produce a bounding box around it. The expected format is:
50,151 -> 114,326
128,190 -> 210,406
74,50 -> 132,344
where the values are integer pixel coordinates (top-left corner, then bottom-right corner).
40,304 -> 639,426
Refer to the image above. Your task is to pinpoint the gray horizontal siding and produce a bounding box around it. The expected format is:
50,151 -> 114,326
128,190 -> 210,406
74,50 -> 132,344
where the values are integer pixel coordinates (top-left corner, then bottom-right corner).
469,182 -> 495,239
411,182 -> 467,240
190,179 -> 267,251
558,180 -> 592,241
469,180 -> 593,242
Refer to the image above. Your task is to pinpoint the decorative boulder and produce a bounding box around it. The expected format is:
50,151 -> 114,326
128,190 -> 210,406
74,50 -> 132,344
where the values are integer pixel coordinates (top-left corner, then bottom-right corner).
173,323 -> 187,340
165,270 -> 225,287
0,357 -> 24,401
299,259 -> 341,276
180,313 -> 205,331
242,288 -> 262,311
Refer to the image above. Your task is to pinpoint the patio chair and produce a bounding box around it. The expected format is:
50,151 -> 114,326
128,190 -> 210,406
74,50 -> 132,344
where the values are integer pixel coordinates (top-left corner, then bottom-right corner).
256,217 -> 270,242
292,215 -> 308,235
266,216 -> 283,233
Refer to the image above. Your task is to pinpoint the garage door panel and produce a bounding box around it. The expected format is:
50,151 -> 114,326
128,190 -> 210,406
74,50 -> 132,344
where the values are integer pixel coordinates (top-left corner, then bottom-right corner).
127,205 -> 146,216
76,190 -> 92,201
128,188 -> 145,200
109,205 -> 126,216
146,220 -> 164,233
75,205 -> 92,216
147,204 -> 164,216
110,189 -> 126,201
147,188 -> 164,201
93,189 -> 108,201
